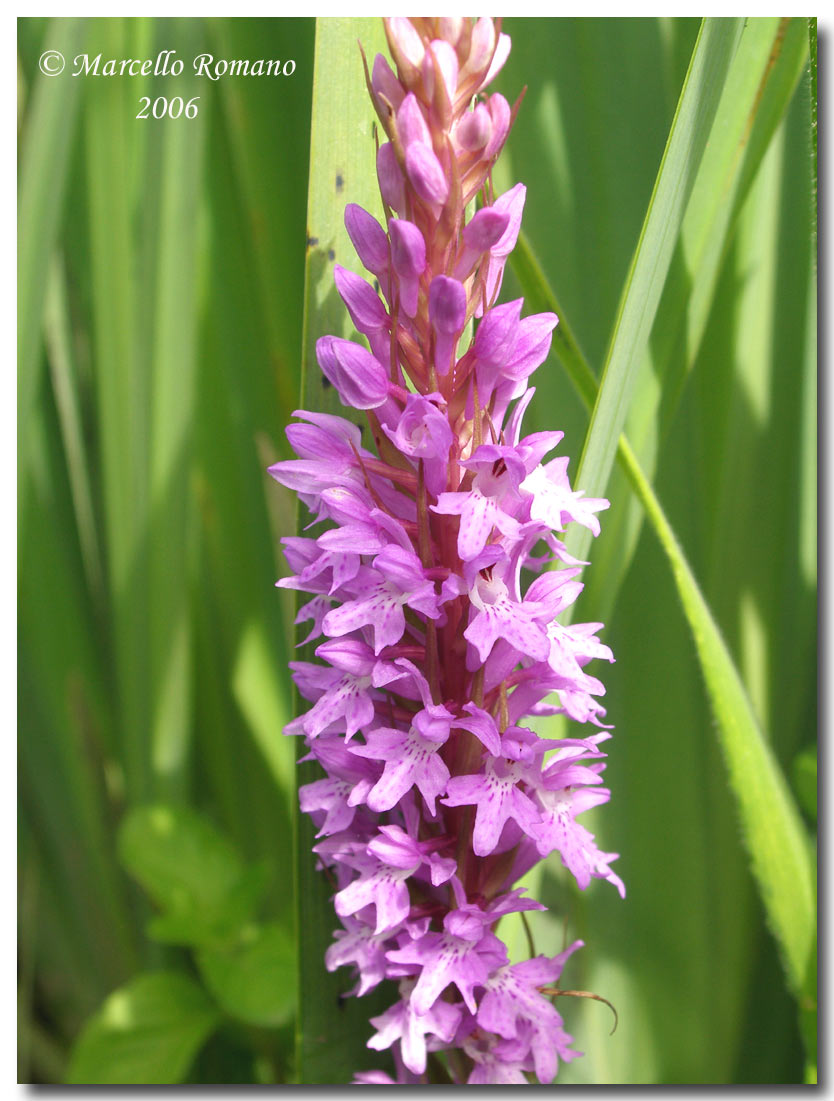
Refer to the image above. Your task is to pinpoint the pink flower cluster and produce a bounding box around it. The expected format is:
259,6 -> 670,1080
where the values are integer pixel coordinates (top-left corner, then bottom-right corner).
270,17 -> 623,1084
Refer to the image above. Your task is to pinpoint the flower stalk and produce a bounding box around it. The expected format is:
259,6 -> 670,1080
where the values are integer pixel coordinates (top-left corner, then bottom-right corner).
271,16 -> 623,1084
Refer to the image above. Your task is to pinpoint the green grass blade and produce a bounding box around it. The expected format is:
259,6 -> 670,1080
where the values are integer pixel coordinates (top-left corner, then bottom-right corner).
147,20 -> 206,799
210,17 -> 313,421
511,234 -> 814,1000
43,255 -> 106,608
18,18 -> 86,517
84,18 -> 151,803
565,18 -> 743,565
617,438 -> 815,995
585,18 -> 809,619
295,17 -> 391,1085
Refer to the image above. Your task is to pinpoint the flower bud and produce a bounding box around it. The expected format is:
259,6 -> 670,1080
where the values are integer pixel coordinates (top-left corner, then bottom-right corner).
316,335 -> 389,409
389,218 -> 426,317
476,182 -> 526,316
482,32 -> 511,90
396,92 -> 432,150
455,103 -> 492,152
465,16 -> 496,77
454,207 -> 511,280
484,93 -> 511,159
423,39 -> 458,102
371,53 -> 404,112
377,142 -> 406,214
344,204 -> 389,281
437,17 -> 464,47
404,142 -> 449,209
385,16 -> 425,73
334,265 -> 389,335
429,275 -> 467,376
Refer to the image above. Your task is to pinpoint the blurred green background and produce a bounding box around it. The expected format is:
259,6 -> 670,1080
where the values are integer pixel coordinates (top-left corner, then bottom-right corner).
18,17 -> 816,1085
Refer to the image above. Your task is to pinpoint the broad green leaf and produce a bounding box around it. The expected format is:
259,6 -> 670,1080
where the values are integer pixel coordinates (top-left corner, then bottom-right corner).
118,804 -> 267,947
565,18 -> 743,567
197,923 -> 297,1028
67,971 -> 220,1085
296,17 -> 393,1085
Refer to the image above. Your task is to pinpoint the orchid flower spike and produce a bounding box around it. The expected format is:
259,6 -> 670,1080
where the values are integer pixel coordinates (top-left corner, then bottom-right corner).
270,16 -> 621,1085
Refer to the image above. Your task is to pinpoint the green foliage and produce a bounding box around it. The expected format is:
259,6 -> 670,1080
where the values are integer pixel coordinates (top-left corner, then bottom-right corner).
197,924 -> 297,1028
66,972 -> 221,1085
792,746 -> 817,823
18,15 -> 313,1084
118,804 -> 269,948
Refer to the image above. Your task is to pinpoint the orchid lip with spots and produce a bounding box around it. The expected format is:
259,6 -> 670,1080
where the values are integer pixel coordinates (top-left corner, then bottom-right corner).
270,16 -> 622,1085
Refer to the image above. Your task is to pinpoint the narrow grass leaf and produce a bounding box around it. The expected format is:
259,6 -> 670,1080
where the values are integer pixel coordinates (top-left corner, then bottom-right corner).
43,254 -> 106,611
617,437 -> 815,996
586,18 -> 809,618
566,18 -> 742,566
148,19 -> 206,799
18,18 -> 86,514
84,18 -> 151,803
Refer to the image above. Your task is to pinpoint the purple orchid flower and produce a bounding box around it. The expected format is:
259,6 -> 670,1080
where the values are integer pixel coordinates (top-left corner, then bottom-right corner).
271,17 -> 622,1085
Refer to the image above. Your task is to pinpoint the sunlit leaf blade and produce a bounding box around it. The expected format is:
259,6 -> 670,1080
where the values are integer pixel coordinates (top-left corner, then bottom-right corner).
585,17 -> 810,619
66,972 -> 220,1085
565,18 -> 743,566
295,17 -> 391,1085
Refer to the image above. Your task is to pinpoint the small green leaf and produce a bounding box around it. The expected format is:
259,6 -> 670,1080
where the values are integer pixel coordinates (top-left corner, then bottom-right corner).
197,922 -> 297,1028
67,971 -> 220,1085
118,804 -> 267,947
